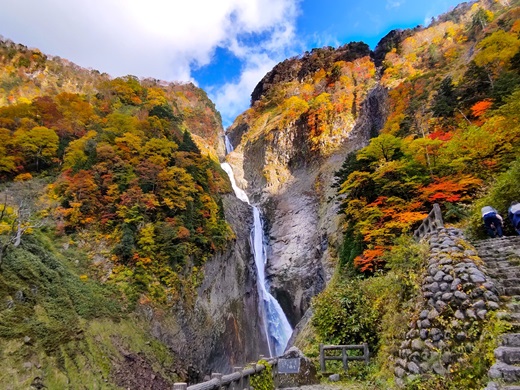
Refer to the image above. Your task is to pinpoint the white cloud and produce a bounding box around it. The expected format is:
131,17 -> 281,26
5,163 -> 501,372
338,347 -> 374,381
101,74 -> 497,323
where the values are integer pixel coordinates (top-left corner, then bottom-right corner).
0,0 -> 300,124
210,53 -> 277,127
386,0 -> 405,9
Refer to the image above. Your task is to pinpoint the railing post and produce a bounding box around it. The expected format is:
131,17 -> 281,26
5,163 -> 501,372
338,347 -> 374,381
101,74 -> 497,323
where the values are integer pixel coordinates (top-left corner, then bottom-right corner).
244,372 -> 250,390
173,383 -> 187,390
211,373 -> 222,389
272,359 -> 279,389
433,203 -> 444,227
363,343 -> 369,364
341,346 -> 348,372
320,343 -> 325,373
233,367 -> 243,390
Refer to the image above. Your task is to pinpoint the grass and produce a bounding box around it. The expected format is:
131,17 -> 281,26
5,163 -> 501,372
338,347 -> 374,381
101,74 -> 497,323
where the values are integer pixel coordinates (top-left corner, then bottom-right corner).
0,231 -> 177,389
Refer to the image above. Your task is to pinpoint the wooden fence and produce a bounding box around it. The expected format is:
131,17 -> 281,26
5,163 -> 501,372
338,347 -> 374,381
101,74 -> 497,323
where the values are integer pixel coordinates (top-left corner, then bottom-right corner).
319,343 -> 369,373
413,203 -> 444,241
172,358 -> 278,390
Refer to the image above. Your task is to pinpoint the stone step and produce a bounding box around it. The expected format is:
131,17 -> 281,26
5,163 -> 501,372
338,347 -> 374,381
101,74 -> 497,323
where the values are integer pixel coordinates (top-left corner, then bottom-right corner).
484,258 -> 520,265
489,270 -> 520,279
489,362 -> 520,382
485,262 -> 520,271
474,236 -> 520,245
485,382 -> 520,390
498,313 -> 520,323
502,334 -> 520,348
503,280 -> 520,287
496,347 -> 520,365
505,288 -> 520,297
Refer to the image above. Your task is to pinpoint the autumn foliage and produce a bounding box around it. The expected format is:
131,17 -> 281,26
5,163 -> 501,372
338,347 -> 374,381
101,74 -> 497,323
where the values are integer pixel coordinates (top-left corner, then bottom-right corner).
334,1 -> 520,274
0,41 -> 234,305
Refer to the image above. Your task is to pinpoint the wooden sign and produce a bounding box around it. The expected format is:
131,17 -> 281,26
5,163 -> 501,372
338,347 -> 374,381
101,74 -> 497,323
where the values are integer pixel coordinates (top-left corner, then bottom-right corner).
278,358 -> 300,374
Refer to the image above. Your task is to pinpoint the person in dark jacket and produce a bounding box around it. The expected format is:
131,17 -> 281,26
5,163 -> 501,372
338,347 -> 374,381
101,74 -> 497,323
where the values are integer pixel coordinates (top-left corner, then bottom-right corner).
481,206 -> 504,238
508,201 -> 520,235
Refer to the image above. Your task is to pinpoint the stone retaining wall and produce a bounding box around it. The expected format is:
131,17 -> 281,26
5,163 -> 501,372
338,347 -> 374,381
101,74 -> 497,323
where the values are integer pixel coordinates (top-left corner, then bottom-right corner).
395,227 -> 500,386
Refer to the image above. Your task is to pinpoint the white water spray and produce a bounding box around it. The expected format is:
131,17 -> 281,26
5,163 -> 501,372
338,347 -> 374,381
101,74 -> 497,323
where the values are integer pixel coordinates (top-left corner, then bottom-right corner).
221,135 -> 292,356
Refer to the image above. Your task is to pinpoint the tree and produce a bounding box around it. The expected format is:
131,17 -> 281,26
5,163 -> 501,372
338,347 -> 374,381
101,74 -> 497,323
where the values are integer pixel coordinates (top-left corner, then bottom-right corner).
0,180 -> 45,267
357,133 -> 403,166
474,31 -> 520,87
431,77 -> 456,117
0,128 -> 16,174
178,130 -> 200,154
13,126 -> 59,171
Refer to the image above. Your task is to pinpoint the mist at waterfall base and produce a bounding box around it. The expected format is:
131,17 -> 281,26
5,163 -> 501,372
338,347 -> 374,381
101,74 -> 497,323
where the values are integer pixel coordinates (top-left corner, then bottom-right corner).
221,138 -> 292,357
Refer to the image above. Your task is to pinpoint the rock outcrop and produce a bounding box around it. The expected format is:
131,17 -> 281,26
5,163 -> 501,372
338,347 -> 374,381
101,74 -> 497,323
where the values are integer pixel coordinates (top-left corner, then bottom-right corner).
226,83 -> 388,328
276,347 -> 319,388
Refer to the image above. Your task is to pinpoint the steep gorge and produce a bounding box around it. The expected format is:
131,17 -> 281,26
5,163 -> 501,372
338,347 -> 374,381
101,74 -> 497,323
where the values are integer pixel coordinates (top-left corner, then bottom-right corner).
226,68 -> 389,328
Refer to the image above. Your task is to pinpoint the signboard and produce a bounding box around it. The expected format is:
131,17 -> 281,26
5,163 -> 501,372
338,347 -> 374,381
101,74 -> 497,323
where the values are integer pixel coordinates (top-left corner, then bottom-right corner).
278,358 -> 301,374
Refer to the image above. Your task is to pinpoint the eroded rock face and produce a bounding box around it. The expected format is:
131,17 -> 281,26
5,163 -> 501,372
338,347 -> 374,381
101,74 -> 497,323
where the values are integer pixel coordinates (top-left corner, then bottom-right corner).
149,194 -> 269,381
227,84 -> 389,331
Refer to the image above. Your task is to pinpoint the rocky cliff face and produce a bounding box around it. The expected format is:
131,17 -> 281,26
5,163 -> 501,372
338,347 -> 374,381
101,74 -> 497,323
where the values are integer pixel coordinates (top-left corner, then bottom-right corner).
226,79 -> 389,328
148,193 -> 269,379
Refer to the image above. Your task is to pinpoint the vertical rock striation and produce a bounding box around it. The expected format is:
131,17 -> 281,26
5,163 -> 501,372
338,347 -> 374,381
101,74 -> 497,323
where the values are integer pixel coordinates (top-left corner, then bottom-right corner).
149,194 -> 269,380
226,83 -> 389,329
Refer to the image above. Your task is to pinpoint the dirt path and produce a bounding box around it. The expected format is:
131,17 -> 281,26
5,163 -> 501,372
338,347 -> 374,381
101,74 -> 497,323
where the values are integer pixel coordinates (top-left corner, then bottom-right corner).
281,383 -> 369,390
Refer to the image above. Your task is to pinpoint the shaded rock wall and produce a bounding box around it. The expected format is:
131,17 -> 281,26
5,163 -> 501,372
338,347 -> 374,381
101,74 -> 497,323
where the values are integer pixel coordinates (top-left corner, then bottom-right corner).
149,194 -> 269,381
226,84 -> 389,329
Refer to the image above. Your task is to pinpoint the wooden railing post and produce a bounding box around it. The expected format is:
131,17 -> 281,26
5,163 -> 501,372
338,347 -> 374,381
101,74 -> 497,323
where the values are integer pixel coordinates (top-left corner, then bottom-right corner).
233,367 -> 243,390
271,359 -> 279,389
320,343 -> 325,373
433,203 -> 444,227
211,373 -> 222,389
363,343 -> 369,364
341,346 -> 348,371
244,372 -> 250,390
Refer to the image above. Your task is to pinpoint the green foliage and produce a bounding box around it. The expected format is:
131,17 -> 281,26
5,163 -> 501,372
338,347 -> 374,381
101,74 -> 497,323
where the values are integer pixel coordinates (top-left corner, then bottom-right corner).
249,360 -> 274,390
311,278 -> 379,347
431,76 -> 456,118
178,130 -> 201,154
0,233 -> 121,352
312,235 -> 425,384
338,224 -> 364,273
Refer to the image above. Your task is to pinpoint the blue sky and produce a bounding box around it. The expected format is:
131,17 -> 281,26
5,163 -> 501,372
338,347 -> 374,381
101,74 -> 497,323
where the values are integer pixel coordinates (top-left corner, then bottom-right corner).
0,0 -> 464,127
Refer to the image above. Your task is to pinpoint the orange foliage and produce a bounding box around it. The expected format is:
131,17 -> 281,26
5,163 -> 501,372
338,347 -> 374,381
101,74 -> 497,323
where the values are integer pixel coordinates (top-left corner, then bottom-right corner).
471,100 -> 493,118
354,246 -> 385,273
428,129 -> 453,141
419,176 -> 483,204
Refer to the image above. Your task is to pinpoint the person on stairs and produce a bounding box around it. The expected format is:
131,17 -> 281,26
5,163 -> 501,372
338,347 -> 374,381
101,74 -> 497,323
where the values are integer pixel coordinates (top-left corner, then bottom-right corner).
481,206 -> 504,238
508,201 -> 520,235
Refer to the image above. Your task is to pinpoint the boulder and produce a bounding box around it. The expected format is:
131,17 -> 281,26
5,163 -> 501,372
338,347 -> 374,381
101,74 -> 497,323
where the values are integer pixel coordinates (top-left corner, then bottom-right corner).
276,347 -> 319,388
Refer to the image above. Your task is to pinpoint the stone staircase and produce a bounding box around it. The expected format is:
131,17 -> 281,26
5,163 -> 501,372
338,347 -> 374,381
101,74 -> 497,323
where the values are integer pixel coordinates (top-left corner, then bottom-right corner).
473,236 -> 520,390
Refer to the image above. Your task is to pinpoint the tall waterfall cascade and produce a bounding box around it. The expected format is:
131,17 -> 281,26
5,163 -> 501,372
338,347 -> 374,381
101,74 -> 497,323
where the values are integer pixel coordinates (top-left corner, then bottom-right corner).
221,135 -> 292,356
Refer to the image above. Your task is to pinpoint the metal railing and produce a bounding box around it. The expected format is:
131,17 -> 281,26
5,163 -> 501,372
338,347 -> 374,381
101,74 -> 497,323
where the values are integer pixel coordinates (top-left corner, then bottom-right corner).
413,203 -> 444,241
319,343 -> 369,373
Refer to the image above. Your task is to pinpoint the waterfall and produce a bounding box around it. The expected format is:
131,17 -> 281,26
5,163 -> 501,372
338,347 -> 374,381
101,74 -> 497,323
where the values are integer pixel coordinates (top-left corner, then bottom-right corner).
224,133 -> 234,154
221,135 -> 292,357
